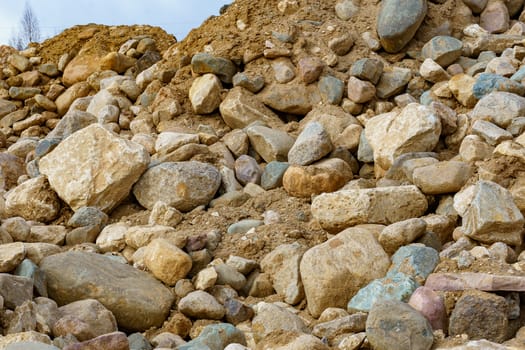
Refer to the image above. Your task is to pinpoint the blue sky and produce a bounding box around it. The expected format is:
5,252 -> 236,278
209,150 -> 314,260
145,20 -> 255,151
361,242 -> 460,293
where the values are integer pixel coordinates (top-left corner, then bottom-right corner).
0,0 -> 231,45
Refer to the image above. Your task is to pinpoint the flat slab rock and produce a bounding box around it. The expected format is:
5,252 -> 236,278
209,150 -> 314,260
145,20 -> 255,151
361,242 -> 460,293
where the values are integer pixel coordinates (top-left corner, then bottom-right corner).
40,251 -> 174,332
425,272 -> 525,291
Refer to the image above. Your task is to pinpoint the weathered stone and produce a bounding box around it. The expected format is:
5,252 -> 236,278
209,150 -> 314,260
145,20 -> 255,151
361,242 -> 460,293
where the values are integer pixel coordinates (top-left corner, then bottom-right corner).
449,290 -> 508,342
259,83 -> 320,115
311,185 -> 428,233
449,74 -> 478,108
0,274 -> 33,309
421,36 -> 463,67
9,87 -> 41,100
40,252 -> 175,331
219,87 -> 284,129
272,58 -> 296,83
462,0 -> 488,13
376,67 -> 412,99
0,99 -> 17,118
99,52 -> 136,73
472,119 -> 513,146
53,299 -> 117,341
46,110 -> 97,141
189,74 -> 222,114
366,300 -> 433,350
55,82 -> 91,116
5,342 -> 59,350
125,225 -> 187,249
365,103 -> 441,172
283,158 -> 352,198
388,244 -> 439,284
133,161 -> 220,212
312,312 -> 367,342
178,290 -> 224,320
347,76 -> 376,103
0,242 -> 25,273
350,58 -> 384,84
480,0 -> 509,33
178,323 -> 246,350
251,302 -> 308,341
191,53 -> 237,83
63,55 -> 100,87
328,34 -> 354,56
425,272 -> 525,291
234,155 -> 262,185
8,54 -> 31,72
471,91 -> 525,128
379,218 -> 427,255
298,56 -> 324,84
255,331 -> 328,350
5,176 -> 60,223
143,238 -> 192,286
63,331 -> 129,350
376,0 -> 427,53
214,263 -> 247,291
300,225 -> 390,317
246,125 -> 294,163
454,180 -> 524,245
14,259 -> 47,297
412,161 -> 472,194
288,122 -> 333,166
261,161 -> 289,190
40,124 -> 149,212
232,72 -> 265,93
419,58 -> 450,83
260,242 -> 306,305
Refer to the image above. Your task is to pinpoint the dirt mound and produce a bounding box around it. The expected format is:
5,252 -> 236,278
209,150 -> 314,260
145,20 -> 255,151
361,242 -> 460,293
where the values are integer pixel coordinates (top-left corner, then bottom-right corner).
35,23 -> 177,64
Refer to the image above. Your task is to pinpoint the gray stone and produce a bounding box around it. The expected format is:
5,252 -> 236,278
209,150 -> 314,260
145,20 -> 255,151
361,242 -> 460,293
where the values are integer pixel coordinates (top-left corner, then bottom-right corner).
376,67 -> 412,99
9,87 -> 41,100
6,342 -> 60,350
227,219 -> 263,234
178,290 -> 225,320
191,53 -> 237,83
319,75 -> 345,105
234,155 -> 262,185
246,125 -> 294,163
40,251 -> 174,331
421,36 -> 463,67
462,0 -> 488,13
472,73 -> 525,99
472,119 -> 513,146
232,72 -> 265,93
388,244 -> 439,284
412,161 -> 473,194
261,161 -> 289,190
376,0 -> 427,53
471,91 -> 525,128
350,58 -> 384,84
45,110 -> 97,141
288,122 -> 333,166
379,218 -> 427,255
178,323 -> 246,350
133,161 -> 221,212
214,263 -> 246,291
311,185 -> 428,233
14,259 -> 47,297
0,274 -> 33,309
366,300 -> 433,350
335,0 -> 359,20
0,99 -> 17,118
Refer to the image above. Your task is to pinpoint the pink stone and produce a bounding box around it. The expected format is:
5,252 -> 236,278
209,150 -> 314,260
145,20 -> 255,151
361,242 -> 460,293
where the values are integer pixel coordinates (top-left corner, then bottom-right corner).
408,286 -> 446,330
298,57 -> 324,84
480,0 -> 509,34
425,272 -> 525,291
347,76 -> 376,103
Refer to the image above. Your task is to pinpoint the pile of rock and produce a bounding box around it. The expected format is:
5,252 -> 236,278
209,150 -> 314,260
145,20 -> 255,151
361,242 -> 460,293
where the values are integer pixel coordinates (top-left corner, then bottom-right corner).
2,0 -> 525,349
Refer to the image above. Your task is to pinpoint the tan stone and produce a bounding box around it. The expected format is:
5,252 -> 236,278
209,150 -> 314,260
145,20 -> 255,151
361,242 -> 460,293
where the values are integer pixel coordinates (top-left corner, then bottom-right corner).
55,82 -> 92,116
143,238 -> 192,286
365,103 -> 441,173
96,223 -> 128,253
189,74 -> 222,114
347,76 -> 376,103
283,158 -> 353,198
28,225 -> 67,245
63,55 -> 100,87
0,242 -> 25,272
378,218 -> 427,255
449,74 -> 477,108
246,125 -> 295,163
219,87 -> 284,129
5,176 -> 61,223
311,185 -> 428,233
39,124 -> 150,212
125,225 -> 187,249
99,52 -> 136,74
300,226 -> 390,317
412,161 -> 473,194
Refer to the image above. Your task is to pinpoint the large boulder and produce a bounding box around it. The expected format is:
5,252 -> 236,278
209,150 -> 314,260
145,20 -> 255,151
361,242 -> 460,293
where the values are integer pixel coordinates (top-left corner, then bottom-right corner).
300,225 -> 390,318
133,161 -> 221,212
39,124 -> 150,213
40,251 -> 174,332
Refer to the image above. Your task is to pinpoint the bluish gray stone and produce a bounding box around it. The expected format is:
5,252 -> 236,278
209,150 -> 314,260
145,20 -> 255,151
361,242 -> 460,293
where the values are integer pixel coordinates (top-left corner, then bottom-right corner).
288,122 -> 333,166
473,73 -> 525,99
14,258 -> 47,297
177,323 -> 246,350
45,110 -> 97,141
419,91 -> 435,106
366,299 -> 434,350
261,161 -> 289,190
319,75 -> 345,105
347,272 -> 418,312
421,36 -> 463,67
232,73 -> 265,93
387,244 -> 439,283
350,58 -> 384,84
227,219 -> 264,234
376,67 -> 412,99
35,138 -> 61,159
128,332 -> 153,350
377,0 -> 427,53
68,206 -> 108,227
191,53 -> 237,83
357,131 -> 374,163
511,66 -> 525,82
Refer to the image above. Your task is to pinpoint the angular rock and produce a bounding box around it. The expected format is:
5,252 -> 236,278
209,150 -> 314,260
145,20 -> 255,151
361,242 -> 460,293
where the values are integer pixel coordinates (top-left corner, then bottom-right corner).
0,242 -> 25,273
246,125 -> 294,163
251,302 -> 308,341
449,290 -> 508,343
350,58 -> 384,84
377,0 -> 427,53
471,91 -> 525,128
472,119 -> 513,146
366,300 -> 433,350
125,225 -> 187,249
347,76 -> 376,103
480,0 -> 509,33
143,238 -> 192,286
261,161 -> 289,190
419,58 -> 450,83
376,67 -> 412,99
365,103 -> 441,172
260,242 -> 306,305
379,218 -> 427,255
255,331 -> 328,350
39,124 -> 149,212
473,73 -> 525,99
55,82 -> 91,116
408,286 -> 446,330
425,272 -> 525,292
99,52 -> 136,73
214,263 -> 247,291
259,83 -> 320,115
0,274 -> 33,309
133,161 -> 221,211
178,290 -> 224,320
189,73 -> 222,114
300,225 -> 390,317
388,244 -> 439,284
219,87 -> 284,129
454,180 -> 524,245
312,185 -> 428,233
449,74 -> 478,108
283,158 -> 352,198
5,176 -> 61,223
40,252 -> 175,331
412,161 -> 472,194
298,56 -> 324,84
191,53 -> 237,83
319,75 -> 345,104
421,36 -> 463,67
53,299 -> 117,341
178,323 -> 246,350
288,122 -> 333,166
